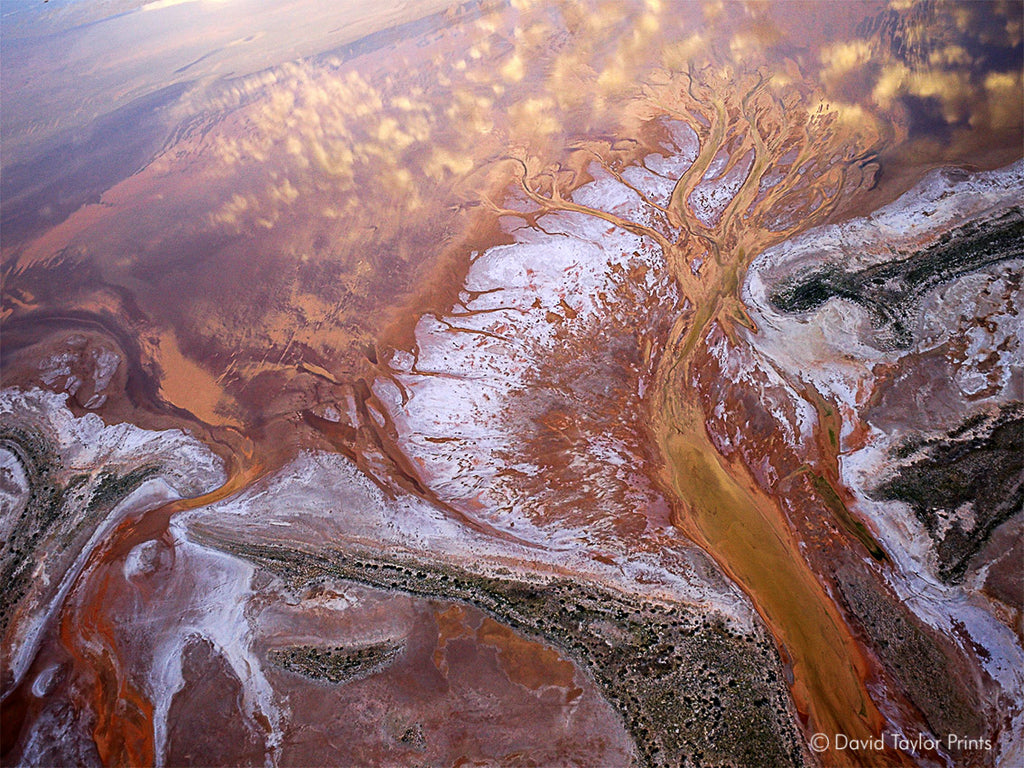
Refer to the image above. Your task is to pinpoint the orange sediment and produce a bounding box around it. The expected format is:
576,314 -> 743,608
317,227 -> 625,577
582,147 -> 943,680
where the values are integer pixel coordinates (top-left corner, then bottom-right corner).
657,413 -> 908,767
56,434 -> 266,766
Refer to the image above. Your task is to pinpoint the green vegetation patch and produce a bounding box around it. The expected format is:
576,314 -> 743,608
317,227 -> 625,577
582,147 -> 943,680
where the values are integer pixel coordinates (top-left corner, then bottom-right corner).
873,403 -> 1023,583
87,466 -> 159,513
834,565 -> 985,742
807,471 -> 888,561
0,424 -> 160,634
268,640 -> 403,684
769,208 -> 1024,348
